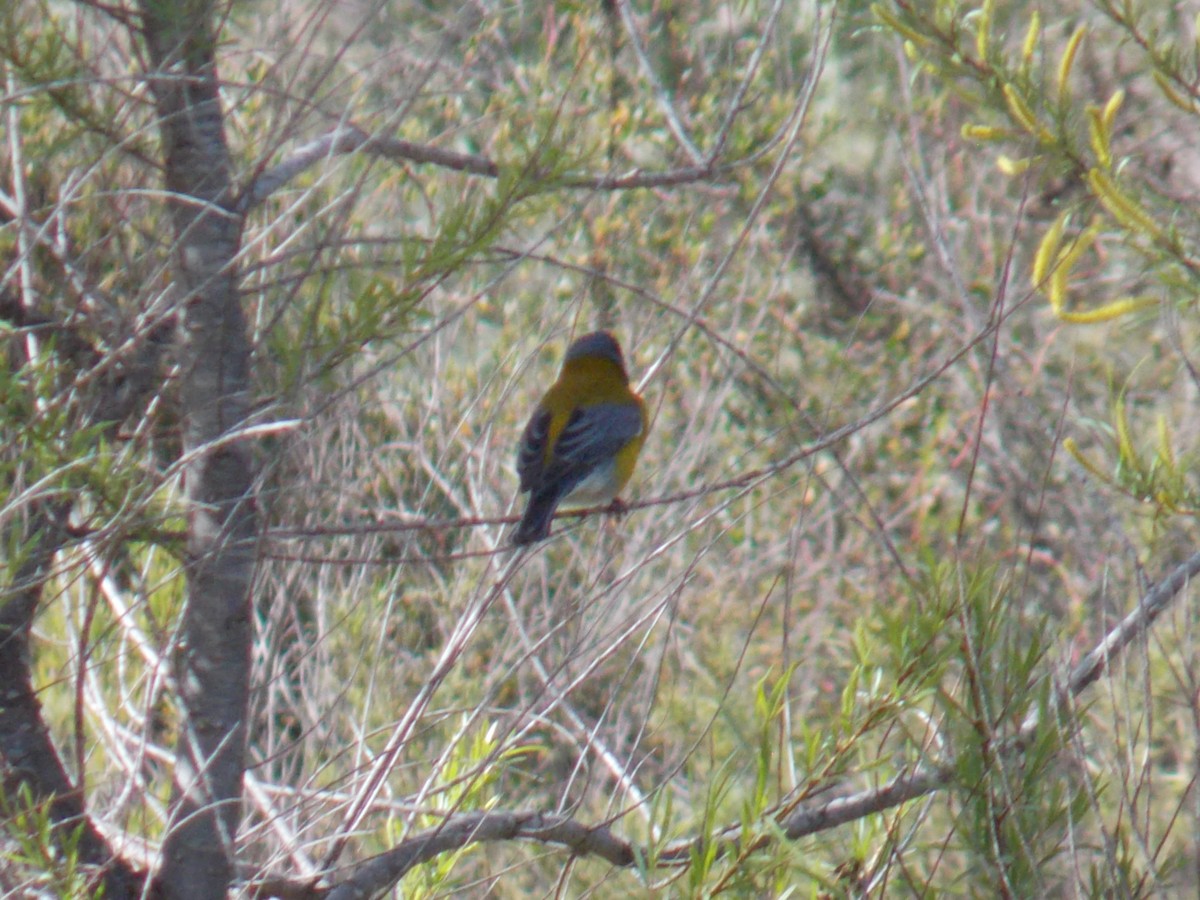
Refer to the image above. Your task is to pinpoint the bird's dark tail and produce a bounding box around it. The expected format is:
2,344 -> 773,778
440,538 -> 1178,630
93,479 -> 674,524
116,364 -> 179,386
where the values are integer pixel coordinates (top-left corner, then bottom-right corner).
514,490 -> 560,545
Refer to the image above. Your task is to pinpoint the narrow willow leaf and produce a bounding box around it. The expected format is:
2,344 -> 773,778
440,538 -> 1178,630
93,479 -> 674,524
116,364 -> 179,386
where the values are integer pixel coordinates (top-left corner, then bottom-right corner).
1056,219 -> 1100,272
1046,220 -> 1100,315
1101,89 -> 1125,131
1114,394 -> 1137,470
962,123 -> 1012,141
1156,414 -> 1175,470
1031,212 -> 1068,287
1003,84 -> 1040,134
976,0 -> 994,61
1055,294 -> 1158,324
1152,70 -> 1196,113
1063,437 -> 1113,484
1087,169 -> 1164,240
1048,264 -> 1068,314
1056,25 -> 1087,106
1021,11 -> 1041,68
873,4 -> 929,46
1087,106 -> 1112,170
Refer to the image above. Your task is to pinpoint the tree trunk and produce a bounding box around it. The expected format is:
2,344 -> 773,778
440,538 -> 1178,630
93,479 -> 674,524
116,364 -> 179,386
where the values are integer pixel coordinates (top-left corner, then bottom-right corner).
137,3 -> 256,897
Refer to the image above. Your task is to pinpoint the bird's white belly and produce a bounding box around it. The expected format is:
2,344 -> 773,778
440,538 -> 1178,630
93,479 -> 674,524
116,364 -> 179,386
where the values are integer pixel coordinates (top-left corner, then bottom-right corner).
561,458 -> 619,507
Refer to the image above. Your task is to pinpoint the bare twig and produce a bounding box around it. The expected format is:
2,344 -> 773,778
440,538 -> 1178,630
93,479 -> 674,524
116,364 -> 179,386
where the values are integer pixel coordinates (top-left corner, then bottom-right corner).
612,0 -> 704,165
240,124 -> 757,215
259,811 -> 635,900
706,0 -> 789,165
1065,549 -> 1200,696
240,127 -> 498,213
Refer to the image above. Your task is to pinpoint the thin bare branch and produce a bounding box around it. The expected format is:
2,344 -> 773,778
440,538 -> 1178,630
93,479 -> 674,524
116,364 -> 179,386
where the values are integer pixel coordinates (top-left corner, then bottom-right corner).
1067,549 -> 1200,695
322,811 -> 635,900
612,0 -> 704,165
240,127 -> 499,213
241,125 -> 759,214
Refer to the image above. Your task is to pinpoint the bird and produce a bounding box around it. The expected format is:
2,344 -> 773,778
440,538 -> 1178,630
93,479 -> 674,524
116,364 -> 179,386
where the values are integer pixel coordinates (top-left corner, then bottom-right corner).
513,330 -> 649,545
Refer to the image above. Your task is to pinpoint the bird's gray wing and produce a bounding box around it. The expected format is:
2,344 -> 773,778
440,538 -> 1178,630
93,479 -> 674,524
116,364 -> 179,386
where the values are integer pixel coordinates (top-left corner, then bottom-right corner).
547,402 -> 643,483
517,406 -> 552,493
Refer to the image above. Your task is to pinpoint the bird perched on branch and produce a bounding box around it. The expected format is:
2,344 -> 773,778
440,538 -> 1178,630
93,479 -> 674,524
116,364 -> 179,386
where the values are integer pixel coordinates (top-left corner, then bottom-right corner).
513,330 -> 648,546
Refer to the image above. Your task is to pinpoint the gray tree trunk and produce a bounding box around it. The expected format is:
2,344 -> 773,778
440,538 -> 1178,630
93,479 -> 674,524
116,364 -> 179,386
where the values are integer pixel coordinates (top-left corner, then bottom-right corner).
137,3 -> 256,897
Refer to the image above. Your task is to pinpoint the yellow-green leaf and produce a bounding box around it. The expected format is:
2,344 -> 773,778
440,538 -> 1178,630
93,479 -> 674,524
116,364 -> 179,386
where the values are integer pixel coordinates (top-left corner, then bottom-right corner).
1152,70 -> 1196,113
976,0 -> 994,61
1003,84 -> 1039,134
1087,169 -> 1163,240
1021,11 -> 1041,68
1157,414 -> 1175,469
1114,395 -> 1136,468
1047,257 -> 1071,313
1055,294 -> 1158,324
1044,219 -> 1100,315
1057,218 -> 1100,272
1102,89 -> 1125,131
997,154 -> 1034,175
962,123 -> 1011,142
1056,25 -> 1086,106
1031,212 -> 1068,287
1087,105 -> 1112,170
873,4 -> 929,47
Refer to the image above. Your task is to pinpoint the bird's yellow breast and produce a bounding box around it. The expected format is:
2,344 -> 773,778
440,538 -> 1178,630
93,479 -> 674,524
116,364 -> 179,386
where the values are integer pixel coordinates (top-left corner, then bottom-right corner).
539,356 -> 648,498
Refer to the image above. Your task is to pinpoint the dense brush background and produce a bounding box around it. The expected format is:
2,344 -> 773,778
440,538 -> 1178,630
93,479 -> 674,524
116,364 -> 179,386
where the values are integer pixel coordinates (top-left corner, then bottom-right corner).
4,0 -> 1200,895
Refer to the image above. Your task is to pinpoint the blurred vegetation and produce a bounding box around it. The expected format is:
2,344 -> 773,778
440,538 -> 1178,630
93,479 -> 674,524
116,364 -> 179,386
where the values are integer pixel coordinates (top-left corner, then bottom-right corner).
2,0 -> 1200,895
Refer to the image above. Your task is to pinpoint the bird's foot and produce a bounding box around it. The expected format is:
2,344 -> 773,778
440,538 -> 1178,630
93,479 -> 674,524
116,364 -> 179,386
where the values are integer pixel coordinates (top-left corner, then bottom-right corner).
604,497 -> 628,519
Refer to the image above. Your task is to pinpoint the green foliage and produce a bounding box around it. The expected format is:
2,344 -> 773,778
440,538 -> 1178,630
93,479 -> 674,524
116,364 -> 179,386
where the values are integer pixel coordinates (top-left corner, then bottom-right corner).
880,0 -> 1200,318
0,784 -> 97,899
877,0 -> 1200,544
397,718 -> 540,897
926,566 -> 1070,894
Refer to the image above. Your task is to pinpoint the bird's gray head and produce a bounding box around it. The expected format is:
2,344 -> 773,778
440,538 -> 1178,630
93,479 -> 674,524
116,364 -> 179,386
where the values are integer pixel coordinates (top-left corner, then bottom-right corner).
564,330 -> 625,367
